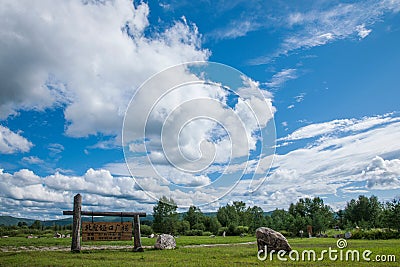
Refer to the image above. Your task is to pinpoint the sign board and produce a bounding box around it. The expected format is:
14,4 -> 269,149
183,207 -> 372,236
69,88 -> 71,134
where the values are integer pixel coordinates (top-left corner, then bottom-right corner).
82,222 -> 132,241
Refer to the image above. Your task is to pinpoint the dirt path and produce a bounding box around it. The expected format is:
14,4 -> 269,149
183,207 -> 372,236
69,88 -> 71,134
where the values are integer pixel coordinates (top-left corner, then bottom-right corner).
0,241 -> 256,253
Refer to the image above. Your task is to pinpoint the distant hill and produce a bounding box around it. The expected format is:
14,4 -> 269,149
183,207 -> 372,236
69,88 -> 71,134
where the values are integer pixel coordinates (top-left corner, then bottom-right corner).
1,210 -> 272,227
0,216 -> 36,227
0,214 -> 153,227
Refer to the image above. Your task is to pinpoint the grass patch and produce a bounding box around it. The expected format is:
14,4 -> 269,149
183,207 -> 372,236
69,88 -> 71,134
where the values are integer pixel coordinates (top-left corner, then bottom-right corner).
0,237 -> 399,266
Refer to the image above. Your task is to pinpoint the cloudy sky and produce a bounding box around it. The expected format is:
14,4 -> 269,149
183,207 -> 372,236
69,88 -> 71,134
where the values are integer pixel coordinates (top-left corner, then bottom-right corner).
1,0 -> 400,219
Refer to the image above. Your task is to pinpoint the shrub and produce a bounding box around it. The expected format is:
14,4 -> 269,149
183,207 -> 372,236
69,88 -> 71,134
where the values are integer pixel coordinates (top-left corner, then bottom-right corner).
202,231 -> 213,236
217,227 -> 228,236
350,229 -> 400,239
279,230 -> 295,238
234,226 -> 249,235
140,225 -> 153,236
185,229 -> 203,236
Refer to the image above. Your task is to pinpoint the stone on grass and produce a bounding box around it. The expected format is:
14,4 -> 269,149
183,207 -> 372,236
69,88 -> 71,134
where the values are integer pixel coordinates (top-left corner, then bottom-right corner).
154,234 -> 176,250
256,227 -> 291,253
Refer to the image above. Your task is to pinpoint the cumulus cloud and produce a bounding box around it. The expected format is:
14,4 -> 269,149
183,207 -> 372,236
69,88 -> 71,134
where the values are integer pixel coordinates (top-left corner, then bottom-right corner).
0,167 -> 155,217
363,156 -> 400,189
259,114 -> 400,202
0,125 -> 33,154
0,0 -> 209,138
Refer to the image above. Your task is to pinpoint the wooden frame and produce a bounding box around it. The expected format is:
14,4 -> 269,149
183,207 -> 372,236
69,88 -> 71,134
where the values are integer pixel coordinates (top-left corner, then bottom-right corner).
62,194 -> 146,252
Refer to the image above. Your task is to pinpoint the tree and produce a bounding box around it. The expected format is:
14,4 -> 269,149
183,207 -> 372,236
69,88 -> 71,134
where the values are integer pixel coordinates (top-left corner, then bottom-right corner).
17,221 -> 28,228
30,220 -> 42,230
217,204 -> 239,228
245,206 -> 266,232
383,198 -> 400,231
287,197 -> 333,235
204,216 -> 221,235
344,195 -> 382,229
270,209 -> 293,231
152,196 -> 179,235
183,206 -> 204,229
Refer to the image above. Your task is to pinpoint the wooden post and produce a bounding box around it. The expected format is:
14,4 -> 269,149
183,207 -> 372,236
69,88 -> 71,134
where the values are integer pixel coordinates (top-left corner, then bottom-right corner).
133,214 -> 143,252
71,194 -> 82,252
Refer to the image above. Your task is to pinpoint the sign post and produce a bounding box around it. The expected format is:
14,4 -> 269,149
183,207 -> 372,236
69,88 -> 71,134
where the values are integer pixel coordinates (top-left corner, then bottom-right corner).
71,194 -> 82,252
63,194 -> 146,252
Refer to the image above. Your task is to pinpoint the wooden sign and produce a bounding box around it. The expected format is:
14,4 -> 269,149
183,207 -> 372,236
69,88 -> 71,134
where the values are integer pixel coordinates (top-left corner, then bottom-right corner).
82,222 -> 132,241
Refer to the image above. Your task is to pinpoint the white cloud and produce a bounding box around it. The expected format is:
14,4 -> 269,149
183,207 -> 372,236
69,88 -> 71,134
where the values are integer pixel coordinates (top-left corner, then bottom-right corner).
356,24 -> 372,39
363,156 -> 400,189
0,0 -> 209,138
2,111 -> 400,217
265,69 -> 297,88
21,156 -> 44,165
0,125 -> 33,154
208,20 -> 261,40
250,0 -> 400,64
122,65 -> 276,203
263,114 -> 400,202
279,114 -> 400,142
295,92 -> 306,103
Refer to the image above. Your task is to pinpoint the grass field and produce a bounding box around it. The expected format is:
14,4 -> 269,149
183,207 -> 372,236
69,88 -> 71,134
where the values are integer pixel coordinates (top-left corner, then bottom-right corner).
0,236 -> 399,266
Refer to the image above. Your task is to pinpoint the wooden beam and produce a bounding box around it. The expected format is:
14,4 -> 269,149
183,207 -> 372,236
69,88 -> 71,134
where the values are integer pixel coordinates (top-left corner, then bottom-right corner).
63,211 -> 146,217
71,194 -> 82,252
133,214 -> 144,252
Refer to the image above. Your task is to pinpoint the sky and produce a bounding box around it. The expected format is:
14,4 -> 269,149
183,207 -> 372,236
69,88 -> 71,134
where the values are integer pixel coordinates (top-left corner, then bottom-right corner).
0,0 -> 400,219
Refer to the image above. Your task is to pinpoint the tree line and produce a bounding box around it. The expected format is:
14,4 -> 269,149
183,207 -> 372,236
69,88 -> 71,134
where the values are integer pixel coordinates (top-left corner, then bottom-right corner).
148,195 -> 400,237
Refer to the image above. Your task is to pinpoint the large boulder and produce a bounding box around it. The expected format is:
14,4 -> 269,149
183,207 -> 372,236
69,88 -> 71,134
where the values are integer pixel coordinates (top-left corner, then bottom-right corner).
154,234 -> 176,250
256,227 -> 291,253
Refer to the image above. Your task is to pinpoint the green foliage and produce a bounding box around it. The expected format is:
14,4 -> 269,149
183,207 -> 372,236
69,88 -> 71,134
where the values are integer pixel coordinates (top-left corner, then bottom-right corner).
30,220 -> 42,230
233,226 -> 249,235
192,223 -> 205,231
217,204 -> 239,228
183,206 -> 204,229
203,216 -> 221,235
350,229 -> 400,239
383,198 -> 400,231
176,220 -> 190,235
152,196 -> 179,235
343,195 -> 382,229
139,224 -> 152,236
217,227 -> 228,236
185,229 -> 203,236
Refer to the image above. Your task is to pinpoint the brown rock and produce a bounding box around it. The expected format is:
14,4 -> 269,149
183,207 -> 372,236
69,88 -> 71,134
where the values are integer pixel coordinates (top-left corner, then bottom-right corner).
256,227 -> 292,253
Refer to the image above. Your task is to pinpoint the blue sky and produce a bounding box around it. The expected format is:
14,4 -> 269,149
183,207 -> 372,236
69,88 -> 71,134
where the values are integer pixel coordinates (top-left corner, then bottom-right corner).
0,0 -> 400,219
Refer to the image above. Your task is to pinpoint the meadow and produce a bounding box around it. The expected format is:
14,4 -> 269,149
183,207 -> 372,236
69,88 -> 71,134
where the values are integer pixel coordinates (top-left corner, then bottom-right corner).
0,236 -> 399,266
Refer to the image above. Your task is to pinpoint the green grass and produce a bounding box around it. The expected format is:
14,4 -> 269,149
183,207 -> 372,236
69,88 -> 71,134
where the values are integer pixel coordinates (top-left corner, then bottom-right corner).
0,235 -> 255,248
0,237 -> 399,266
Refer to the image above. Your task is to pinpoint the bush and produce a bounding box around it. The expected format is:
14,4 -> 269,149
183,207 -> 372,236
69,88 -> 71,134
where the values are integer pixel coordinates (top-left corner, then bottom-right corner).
185,229 -> 203,236
217,227 -> 228,236
192,223 -> 205,231
202,231 -> 213,236
234,226 -> 249,235
279,230 -> 295,238
140,225 -> 153,236
350,229 -> 400,240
